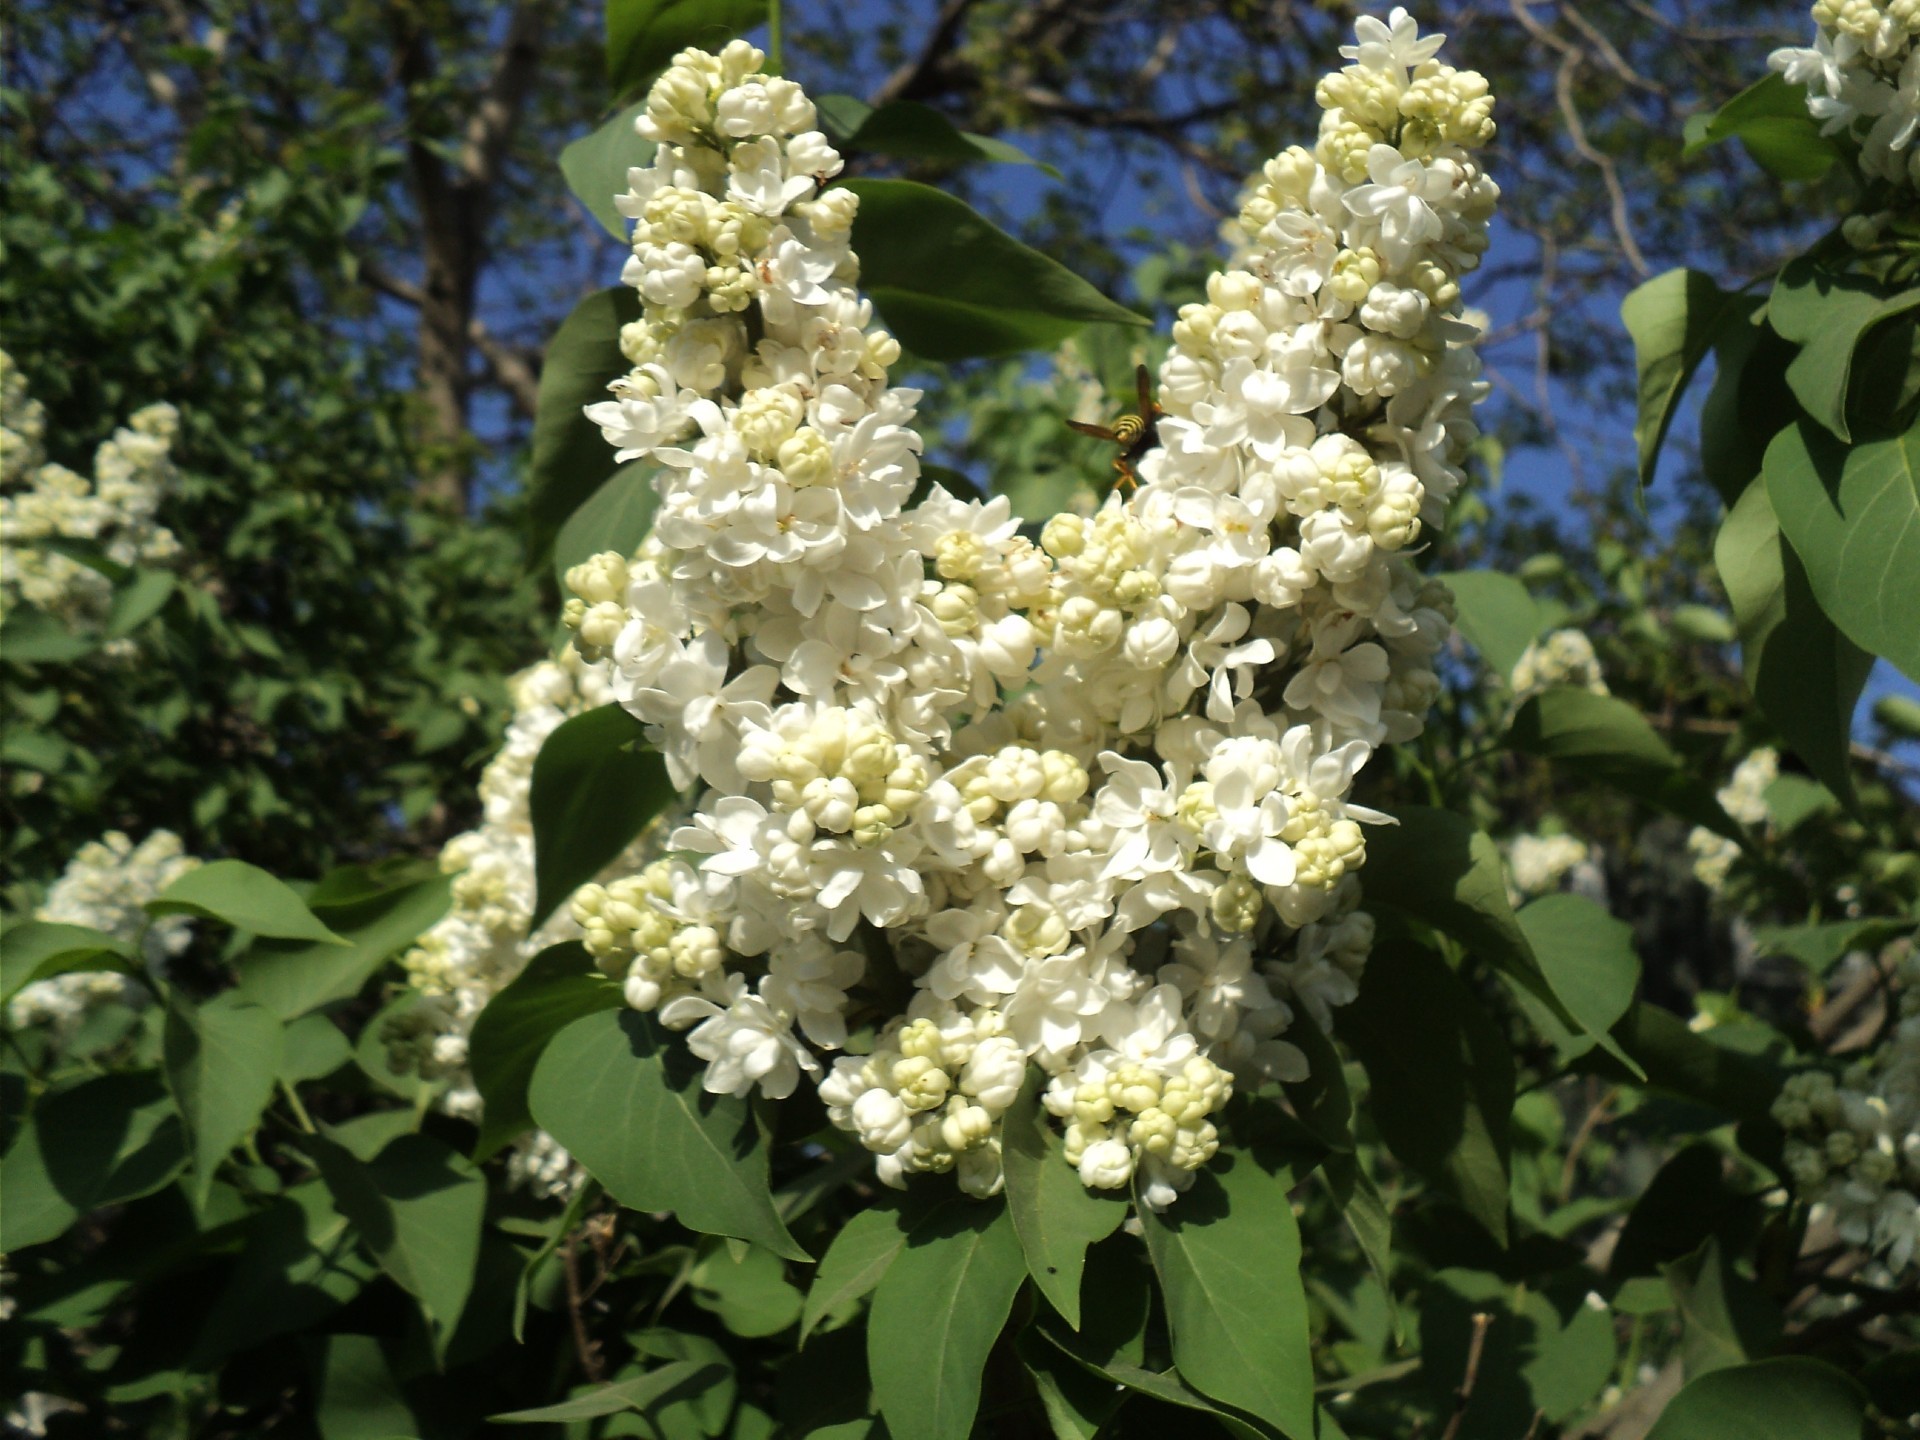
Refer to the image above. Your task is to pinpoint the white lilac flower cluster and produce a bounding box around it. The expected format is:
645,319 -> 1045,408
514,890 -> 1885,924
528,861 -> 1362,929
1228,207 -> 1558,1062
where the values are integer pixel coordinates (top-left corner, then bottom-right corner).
1511,628 -> 1608,701
1774,952 -> 1920,1273
1687,747 -> 1778,893
563,14 -> 1495,1207
385,652 -> 653,1199
0,350 -> 183,642
7,830 -> 199,1032
1505,831 -> 1594,904
1772,1 -> 1920,189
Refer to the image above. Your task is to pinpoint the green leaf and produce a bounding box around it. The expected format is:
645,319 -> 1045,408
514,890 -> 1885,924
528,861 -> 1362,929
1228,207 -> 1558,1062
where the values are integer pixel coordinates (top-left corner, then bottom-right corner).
528,1008 -> 807,1260
1361,806 -> 1584,1039
1514,894 -> 1641,1063
307,1130 -> 486,1347
1715,478 -> 1872,803
1339,938 -> 1514,1244
1437,569 -> 1543,678
1682,74 -> 1841,180
191,1181 -> 378,1365
0,920 -> 138,1005
235,873 -> 452,1020
1509,689 -> 1743,838
552,461 -> 660,592
868,1199 -> 1028,1440
281,1013 -> 355,1083
1770,258 -> 1920,442
1645,1358 -> 1866,1440
1001,1070 -> 1126,1328
841,179 -> 1148,360
1622,269 -> 1750,486
148,860 -> 349,945
1700,300 -> 1798,507
1600,1004 -> 1786,1133
560,101 -> 650,240
105,568 -> 177,637
606,0 -> 765,96
0,1071 -> 188,1250
163,989 -> 285,1205
801,1205 -> 908,1343
1752,917 -> 1915,973
692,1242 -> 805,1337
493,1361 -> 730,1423
529,703 -> 674,930
314,1334 -> 419,1440
469,942 -> 622,1160
1664,1236 -> 1782,1377
528,286 -> 643,559
1139,1153 -> 1316,1438
819,96 -> 1058,177
1764,413 -> 1920,684
0,605 -> 96,663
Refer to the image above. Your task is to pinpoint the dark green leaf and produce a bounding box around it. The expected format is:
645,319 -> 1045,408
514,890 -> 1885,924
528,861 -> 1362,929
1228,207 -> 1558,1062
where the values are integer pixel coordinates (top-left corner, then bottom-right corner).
1600,1005 -> 1786,1133
1361,806 -> 1584,1038
1509,689 -> 1743,838
530,703 -> 674,931
822,96 -> 1058,176
1665,1237 -> 1782,1377
1139,1153 -> 1315,1438
1438,569 -> 1543,679
313,1334 -> 418,1440
801,1205 -> 908,1343
163,989 -> 285,1205
1752,917 -> 1915,972
606,0 -> 765,95
149,860 -> 349,945
528,286 -> 643,558
868,1199 -> 1027,1440
1764,413 -> 1920,684
1715,478 -> 1872,804
842,179 -> 1148,360
1622,269 -> 1749,486
0,605 -> 96,663
1682,74 -> 1841,180
0,920 -> 138,1005
308,1130 -> 486,1345
0,1071 -> 188,1250
1515,894 -> 1641,1063
469,942 -> 622,1160
493,1361 -> 730,1423
560,101 -> 651,240
236,873 -> 452,1020
692,1242 -> 805,1337
552,461 -> 659,592
1341,938 -> 1513,1242
281,1013 -> 354,1083
528,1008 -> 807,1260
1644,1358 -> 1866,1440
1699,300 -> 1797,507
1770,258 -> 1920,442
1001,1070 -> 1126,1329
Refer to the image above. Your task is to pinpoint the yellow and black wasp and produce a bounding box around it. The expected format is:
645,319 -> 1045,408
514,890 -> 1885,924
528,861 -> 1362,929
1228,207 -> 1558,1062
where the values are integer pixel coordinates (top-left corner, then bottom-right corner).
1066,363 -> 1160,491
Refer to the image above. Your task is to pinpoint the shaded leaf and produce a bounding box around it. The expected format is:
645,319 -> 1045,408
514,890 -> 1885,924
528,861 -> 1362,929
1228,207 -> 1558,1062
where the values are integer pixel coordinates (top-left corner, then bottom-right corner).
528,1008 -> 806,1260
1645,1357 -> 1866,1440
819,95 -> 1058,176
0,920 -> 138,1005
1622,270 -> 1750,486
528,286 -> 643,558
163,989 -> 285,1205
868,1199 -> 1027,1440
1682,74 -> 1841,180
1770,257 -> 1920,441
469,942 -> 622,1160
530,703 -> 674,931
842,180 -> 1147,360
1438,569 -> 1543,679
606,0 -> 764,95
492,1362 -> 730,1423
237,872 -> 451,1021
801,1205 -> 907,1343
1515,893 -> 1641,1063
1001,1069 -> 1126,1329
552,461 -> 659,592
0,1072 -> 188,1250
559,101 -> 650,240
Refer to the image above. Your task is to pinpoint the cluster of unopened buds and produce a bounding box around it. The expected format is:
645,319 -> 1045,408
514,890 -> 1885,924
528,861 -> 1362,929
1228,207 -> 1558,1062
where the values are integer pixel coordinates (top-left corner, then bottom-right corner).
0,349 -> 183,644
7,831 -> 199,1033
1772,0 -> 1920,191
1510,628 -> 1608,702
1774,953 -> 1920,1273
549,12 -> 1496,1208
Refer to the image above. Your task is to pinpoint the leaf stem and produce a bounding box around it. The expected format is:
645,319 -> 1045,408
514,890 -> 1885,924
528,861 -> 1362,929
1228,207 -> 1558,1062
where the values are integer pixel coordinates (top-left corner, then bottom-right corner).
767,0 -> 784,74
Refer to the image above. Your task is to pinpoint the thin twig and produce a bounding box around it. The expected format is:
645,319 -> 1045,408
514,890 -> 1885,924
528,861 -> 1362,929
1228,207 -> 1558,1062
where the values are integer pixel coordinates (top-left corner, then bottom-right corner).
1559,1083 -> 1616,1204
1439,1312 -> 1494,1440
562,1231 -> 606,1384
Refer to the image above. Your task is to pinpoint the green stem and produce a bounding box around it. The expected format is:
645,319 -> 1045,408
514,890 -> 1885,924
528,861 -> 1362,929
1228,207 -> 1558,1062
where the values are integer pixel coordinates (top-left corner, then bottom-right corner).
279,1078 -> 317,1134
766,0 -> 783,74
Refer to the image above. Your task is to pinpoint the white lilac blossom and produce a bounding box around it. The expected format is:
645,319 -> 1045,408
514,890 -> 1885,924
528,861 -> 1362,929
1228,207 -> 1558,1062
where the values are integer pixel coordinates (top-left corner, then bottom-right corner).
7,830 -> 199,1032
0,350 -> 183,645
1772,1 -> 1920,189
1511,628 -> 1608,701
1506,831 -> 1594,904
1774,952 -> 1920,1274
1687,747 -> 1778,893
385,651 -> 659,1200
562,16 -> 1495,1207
